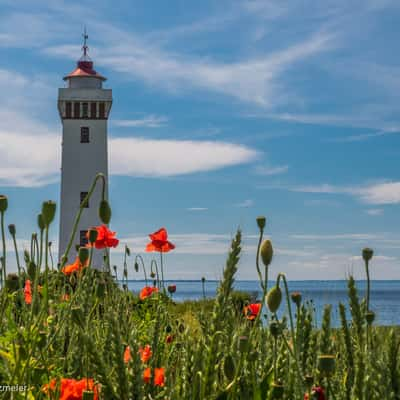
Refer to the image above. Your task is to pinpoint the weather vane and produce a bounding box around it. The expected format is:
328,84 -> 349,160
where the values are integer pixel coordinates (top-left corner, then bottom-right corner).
82,26 -> 89,56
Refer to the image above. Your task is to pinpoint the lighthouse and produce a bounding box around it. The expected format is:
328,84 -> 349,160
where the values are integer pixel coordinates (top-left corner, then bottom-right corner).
58,32 -> 112,267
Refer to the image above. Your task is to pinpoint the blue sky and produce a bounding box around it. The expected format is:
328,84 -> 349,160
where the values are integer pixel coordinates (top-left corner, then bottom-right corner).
0,0 -> 399,280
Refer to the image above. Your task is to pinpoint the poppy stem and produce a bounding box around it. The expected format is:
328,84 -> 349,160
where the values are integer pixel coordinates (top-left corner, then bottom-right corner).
1,210 -> 6,285
160,251 -> 165,291
135,254 -> 148,285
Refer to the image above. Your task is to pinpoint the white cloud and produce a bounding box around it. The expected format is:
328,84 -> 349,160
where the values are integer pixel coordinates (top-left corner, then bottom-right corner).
113,115 -> 168,128
109,137 -> 258,177
290,233 -> 380,241
236,199 -> 254,208
187,207 -> 208,211
365,208 -> 384,216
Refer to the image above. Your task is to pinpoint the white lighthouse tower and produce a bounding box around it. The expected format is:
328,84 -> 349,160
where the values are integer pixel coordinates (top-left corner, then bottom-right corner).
58,32 -> 112,267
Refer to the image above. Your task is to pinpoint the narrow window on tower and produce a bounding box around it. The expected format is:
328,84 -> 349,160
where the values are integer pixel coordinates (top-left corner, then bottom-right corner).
80,191 -> 89,208
80,127 -> 89,143
91,102 -> 97,119
82,102 -> 89,118
80,230 -> 88,247
74,102 -> 80,118
65,102 -> 72,118
99,102 -> 105,119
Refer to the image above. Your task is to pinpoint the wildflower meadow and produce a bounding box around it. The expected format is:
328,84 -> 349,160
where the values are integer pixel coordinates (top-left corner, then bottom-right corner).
0,174 -> 399,399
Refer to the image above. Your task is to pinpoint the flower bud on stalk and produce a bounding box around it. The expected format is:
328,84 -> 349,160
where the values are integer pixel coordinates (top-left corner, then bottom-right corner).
88,228 -> 98,245
78,247 -> 89,265
318,355 -> 336,376
256,216 -> 266,231
269,321 -> 281,338
362,247 -> 374,263
291,291 -> 302,307
0,195 -> 8,213
266,285 -> 282,313
99,199 -> 111,224
125,245 -> 131,256
41,201 -> 56,227
260,239 -> 273,267
8,224 -> 16,236
134,261 -> 139,272
365,311 -> 375,325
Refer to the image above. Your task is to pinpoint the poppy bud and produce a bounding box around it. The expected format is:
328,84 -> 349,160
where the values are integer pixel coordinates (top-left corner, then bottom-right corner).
125,245 -> 131,256
168,284 -> 176,294
37,214 -> 45,231
78,247 -> 89,265
266,285 -> 282,313
5,273 -> 19,292
71,306 -> 85,329
178,323 -> 185,333
269,321 -> 281,337
165,324 -> 172,333
260,239 -> 273,267
290,291 -> 302,307
224,355 -> 236,381
166,334 -> 174,344
365,311 -> 375,325
318,355 -> 336,375
8,224 -> 16,236
150,272 -> 156,279
238,336 -> 248,352
270,381 -> 284,399
201,276 -> 206,283
87,227 -> 98,244
362,248 -> 373,263
256,216 -> 266,230
0,195 -> 8,213
41,201 -> 56,226
113,265 -> 117,273
134,261 -> 139,272
99,199 -> 111,224
82,391 -> 95,400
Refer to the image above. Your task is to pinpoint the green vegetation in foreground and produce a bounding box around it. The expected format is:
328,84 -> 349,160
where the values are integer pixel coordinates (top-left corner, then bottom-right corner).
0,175 -> 399,400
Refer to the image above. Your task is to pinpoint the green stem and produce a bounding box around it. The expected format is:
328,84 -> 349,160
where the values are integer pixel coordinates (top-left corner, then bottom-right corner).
1,211 -> 6,285
135,255 -> 147,285
160,251 -> 165,291
11,233 -> 21,287
60,173 -> 106,268
365,260 -> 370,311
255,227 -> 265,293
39,228 -> 44,269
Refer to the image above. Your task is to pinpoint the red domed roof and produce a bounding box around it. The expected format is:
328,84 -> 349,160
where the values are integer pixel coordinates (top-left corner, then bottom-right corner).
63,58 -> 106,81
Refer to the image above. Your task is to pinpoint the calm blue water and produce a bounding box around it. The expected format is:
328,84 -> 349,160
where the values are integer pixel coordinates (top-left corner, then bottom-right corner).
124,280 -> 400,326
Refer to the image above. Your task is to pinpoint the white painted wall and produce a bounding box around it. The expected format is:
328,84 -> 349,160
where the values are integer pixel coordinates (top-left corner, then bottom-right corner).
58,84 -> 112,268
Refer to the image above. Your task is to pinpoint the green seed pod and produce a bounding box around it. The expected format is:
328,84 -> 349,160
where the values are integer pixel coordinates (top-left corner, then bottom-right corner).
260,239 -> 273,267
82,390 -> 95,400
37,214 -> 45,231
362,247 -> 373,262
8,224 -> 16,236
0,195 -> 8,213
88,228 -> 98,244
5,273 -> 19,292
78,247 -> 89,265
41,201 -> 56,226
266,285 -> 282,313
318,355 -> 336,375
99,199 -> 111,224
365,311 -> 375,325
290,291 -> 302,307
256,216 -> 266,230
224,355 -> 236,381
269,381 -> 284,399
269,321 -> 281,338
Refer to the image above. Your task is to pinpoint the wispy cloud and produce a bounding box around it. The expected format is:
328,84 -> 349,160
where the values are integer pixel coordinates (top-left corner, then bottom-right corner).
365,208 -> 384,216
113,115 -> 168,128
187,207 -> 208,211
235,199 -> 254,208
254,164 -> 289,176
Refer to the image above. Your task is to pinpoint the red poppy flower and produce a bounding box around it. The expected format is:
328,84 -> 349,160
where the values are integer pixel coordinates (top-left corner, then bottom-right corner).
86,225 -> 119,249
24,280 -> 32,305
304,387 -> 325,400
154,368 -> 165,387
145,228 -> 175,253
139,345 -> 152,363
243,303 -> 261,320
166,335 -> 174,344
62,257 -> 88,276
139,286 -> 159,300
43,378 -> 99,400
124,346 -> 131,364
143,367 -> 151,384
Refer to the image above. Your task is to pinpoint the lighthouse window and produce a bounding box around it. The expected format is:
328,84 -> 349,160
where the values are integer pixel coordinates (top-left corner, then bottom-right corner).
80,230 -> 88,247
82,102 -> 89,118
99,102 -> 105,118
91,102 -> 97,118
80,192 -> 89,208
80,127 -> 90,143
74,102 -> 80,118
65,102 -> 72,118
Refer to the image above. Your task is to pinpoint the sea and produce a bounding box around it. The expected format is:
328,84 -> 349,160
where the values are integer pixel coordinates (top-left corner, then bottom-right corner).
125,280 -> 400,327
